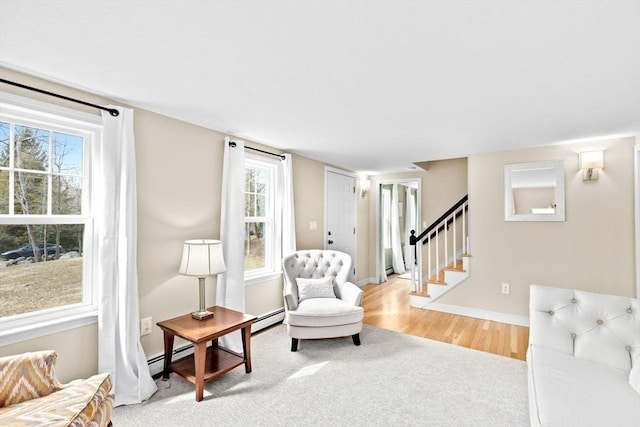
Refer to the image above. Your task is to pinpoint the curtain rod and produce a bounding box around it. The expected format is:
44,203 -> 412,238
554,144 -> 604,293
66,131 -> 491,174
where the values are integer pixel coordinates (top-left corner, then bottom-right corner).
0,78 -> 120,117
229,141 -> 285,160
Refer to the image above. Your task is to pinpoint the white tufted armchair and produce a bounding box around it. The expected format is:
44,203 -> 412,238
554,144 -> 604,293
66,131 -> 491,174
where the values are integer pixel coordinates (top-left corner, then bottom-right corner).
282,250 -> 364,351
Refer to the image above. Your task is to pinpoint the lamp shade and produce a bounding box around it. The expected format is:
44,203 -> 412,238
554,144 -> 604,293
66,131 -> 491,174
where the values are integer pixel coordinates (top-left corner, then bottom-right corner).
179,239 -> 226,277
579,151 -> 604,169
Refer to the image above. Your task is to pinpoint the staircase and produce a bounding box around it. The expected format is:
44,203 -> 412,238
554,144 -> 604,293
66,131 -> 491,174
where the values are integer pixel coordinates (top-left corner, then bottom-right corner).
407,195 -> 470,308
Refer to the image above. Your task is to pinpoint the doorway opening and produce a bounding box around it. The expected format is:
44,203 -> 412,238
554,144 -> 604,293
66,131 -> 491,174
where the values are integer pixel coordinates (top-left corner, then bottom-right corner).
375,179 -> 421,284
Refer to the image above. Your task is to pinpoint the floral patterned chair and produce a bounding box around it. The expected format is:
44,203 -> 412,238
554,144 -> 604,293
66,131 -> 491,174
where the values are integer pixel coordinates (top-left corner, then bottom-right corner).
0,350 -> 113,426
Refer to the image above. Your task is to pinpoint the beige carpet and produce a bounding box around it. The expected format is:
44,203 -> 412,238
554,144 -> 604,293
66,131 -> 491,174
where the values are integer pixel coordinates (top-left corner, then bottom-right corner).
113,324 -> 529,426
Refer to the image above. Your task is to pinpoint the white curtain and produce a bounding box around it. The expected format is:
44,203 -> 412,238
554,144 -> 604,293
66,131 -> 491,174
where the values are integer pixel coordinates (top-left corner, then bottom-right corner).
379,186 -> 389,283
97,107 -> 157,406
403,187 -> 417,267
390,184 -> 405,274
217,137 -> 246,352
281,154 -> 296,257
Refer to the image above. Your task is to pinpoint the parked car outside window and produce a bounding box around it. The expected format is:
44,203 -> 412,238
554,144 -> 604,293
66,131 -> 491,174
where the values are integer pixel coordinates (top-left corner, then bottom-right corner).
0,244 -> 65,260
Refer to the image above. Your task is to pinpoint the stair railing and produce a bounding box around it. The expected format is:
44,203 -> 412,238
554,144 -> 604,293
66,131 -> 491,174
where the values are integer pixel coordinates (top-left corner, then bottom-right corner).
409,195 -> 469,294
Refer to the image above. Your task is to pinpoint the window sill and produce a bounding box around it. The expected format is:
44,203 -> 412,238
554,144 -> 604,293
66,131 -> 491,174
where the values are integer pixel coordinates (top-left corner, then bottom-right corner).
244,271 -> 283,287
0,308 -> 98,346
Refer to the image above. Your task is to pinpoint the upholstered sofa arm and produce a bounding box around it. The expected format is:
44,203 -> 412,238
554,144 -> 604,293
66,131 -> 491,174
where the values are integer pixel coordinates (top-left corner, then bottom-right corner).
0,350 -> 63,408
339,282 -> 364,307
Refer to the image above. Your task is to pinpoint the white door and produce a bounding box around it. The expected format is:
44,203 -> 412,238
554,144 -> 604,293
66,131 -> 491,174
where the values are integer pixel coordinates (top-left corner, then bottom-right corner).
325,170 -> 356,271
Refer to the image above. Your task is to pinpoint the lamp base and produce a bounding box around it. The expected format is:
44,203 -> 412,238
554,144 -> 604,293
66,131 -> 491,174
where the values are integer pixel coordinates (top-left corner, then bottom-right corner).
191,310 -> 214,320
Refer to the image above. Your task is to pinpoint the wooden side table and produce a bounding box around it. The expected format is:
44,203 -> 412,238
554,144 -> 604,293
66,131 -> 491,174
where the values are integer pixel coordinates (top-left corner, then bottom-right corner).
156,306 -> 257,401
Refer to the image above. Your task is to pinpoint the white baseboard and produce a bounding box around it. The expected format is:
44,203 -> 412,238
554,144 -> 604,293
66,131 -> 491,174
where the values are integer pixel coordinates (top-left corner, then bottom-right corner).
251,308 -> 284,333
425,302 -> 530,327
146,308 -> 285,377
356,277 -> 375,287
147,343 -> 193,377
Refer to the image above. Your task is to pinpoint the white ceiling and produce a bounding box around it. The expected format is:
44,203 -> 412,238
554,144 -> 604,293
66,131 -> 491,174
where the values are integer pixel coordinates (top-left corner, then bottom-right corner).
1,1 -> 638,174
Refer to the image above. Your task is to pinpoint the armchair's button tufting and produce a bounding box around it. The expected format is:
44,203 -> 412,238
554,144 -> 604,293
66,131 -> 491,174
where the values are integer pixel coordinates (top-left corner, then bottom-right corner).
571,333 -> 577,339
626,346 -> 632,351
571,298 -> 577,303
548,310 -> 554,315
597,320 -> 603,325
627,308 -> 633,313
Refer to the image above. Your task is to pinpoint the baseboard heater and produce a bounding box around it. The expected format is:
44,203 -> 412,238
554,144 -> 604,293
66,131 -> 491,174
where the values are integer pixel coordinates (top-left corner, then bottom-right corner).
147,307 -> 285,376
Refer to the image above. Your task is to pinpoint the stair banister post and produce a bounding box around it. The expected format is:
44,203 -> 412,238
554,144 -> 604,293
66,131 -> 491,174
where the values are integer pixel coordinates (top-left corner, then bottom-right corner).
427,233 -> 431,289
435,228 -> 439,280
409,230 -> 417,292
462,202 -> 466,254
453,208 -> 457,263
444,214 -> 448,272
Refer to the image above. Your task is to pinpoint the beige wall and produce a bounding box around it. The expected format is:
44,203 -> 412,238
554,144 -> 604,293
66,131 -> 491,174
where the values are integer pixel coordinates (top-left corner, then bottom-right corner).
0,325 -> 98,384
440,137 -> 637,316
291,156 -> 325,250
0,67 -> 334,379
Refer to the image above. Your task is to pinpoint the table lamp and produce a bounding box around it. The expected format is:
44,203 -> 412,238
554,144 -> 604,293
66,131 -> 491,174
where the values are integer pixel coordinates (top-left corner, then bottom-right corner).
179,239 -> 226,320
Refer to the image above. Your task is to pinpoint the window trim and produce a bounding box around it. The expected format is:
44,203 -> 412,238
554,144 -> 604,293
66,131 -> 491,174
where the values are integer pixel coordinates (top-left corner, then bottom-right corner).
0,91 -> 101,345
243,154 -> 281,283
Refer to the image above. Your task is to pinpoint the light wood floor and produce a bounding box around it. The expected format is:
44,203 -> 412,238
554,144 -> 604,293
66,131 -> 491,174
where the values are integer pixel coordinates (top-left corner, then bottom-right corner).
361,275 -> 529,360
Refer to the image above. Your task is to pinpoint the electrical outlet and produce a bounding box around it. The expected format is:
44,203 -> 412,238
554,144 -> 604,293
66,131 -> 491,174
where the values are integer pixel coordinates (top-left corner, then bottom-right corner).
140,317 -> 152,336
501,283 -> 510,295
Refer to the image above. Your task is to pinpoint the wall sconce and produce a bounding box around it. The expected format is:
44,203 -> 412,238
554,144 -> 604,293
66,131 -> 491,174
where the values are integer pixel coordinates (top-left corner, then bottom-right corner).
360,176 -> 371,198
579,150 -> 604,181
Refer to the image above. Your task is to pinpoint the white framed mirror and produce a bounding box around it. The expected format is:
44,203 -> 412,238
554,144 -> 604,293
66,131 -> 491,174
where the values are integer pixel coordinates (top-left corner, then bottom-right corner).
504,160 -> 565,222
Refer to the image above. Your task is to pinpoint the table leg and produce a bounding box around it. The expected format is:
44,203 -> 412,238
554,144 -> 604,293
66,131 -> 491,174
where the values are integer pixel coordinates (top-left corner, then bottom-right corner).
162,332 -> 175,380
193,342 -> 207,402
241,325 -> 252,373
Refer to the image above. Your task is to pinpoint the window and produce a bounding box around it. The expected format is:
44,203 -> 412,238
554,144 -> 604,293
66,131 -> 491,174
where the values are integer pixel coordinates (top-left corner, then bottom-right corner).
243,155 -> 279,281
0,92 -> 101,344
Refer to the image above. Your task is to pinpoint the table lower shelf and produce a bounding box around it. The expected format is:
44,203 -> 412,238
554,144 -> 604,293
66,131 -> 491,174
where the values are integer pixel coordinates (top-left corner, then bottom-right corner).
169,346 -> 246,385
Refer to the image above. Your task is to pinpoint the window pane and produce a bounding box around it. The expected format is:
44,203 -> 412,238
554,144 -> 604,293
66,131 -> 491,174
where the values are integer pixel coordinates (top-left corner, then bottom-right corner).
254,169 -> 267,194
0,122 -> 9,168
244,222 -> 265,271
256,194 -> 266,217
14,125 -> 49,171
0,171 -> 8,214
245,168 -> 255,192
244,193 -> 252,217
0,224 -> 84,318
13,172 -> 47,215
53,132 -> 83,175
52,175 -> 82,215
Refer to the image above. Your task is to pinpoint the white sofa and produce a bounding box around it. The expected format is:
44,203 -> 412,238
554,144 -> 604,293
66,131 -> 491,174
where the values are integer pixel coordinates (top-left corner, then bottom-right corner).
528,285 -> 640,426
